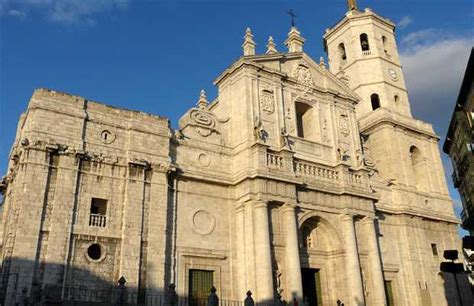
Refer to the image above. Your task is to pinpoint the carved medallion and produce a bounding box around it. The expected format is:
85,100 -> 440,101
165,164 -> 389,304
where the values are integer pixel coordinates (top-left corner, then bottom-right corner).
191,210 -> 216,235
198,153 -> 211,167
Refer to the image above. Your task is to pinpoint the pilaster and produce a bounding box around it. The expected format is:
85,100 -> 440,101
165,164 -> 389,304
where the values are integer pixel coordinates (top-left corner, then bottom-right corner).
119,163 -> 146,293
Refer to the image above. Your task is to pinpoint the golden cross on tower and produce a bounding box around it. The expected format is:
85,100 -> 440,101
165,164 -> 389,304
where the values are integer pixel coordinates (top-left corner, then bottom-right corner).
348,0 -> 358,11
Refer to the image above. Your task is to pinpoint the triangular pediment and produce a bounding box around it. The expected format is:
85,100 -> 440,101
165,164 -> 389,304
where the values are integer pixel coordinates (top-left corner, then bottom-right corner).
249,53 -> 360,102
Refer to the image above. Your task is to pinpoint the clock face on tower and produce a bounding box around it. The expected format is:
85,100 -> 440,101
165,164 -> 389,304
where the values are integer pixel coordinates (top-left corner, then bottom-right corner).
388,68 -> 398,81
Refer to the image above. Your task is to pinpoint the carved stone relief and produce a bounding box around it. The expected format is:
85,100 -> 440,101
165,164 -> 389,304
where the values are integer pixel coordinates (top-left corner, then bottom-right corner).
292,61 -> 315,93
180,108 -> 230,138
260,85 -> 275,114
338,112 -> 350,137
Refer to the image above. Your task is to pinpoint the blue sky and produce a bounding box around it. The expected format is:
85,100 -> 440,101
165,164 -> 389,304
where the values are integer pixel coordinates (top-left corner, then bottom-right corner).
0,0 -> 473,233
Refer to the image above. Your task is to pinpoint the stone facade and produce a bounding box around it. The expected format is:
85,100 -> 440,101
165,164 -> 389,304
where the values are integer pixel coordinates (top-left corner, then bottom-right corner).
0,4 -> 470,306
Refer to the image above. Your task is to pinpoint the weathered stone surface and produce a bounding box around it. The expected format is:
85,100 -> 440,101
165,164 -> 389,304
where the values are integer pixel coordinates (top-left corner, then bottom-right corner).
0,6 -> 470,306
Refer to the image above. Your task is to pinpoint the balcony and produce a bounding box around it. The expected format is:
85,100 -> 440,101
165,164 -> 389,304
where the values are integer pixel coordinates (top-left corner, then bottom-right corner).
89,214 -> 107,228
262,148 -> 370,193
294,160 -> 339,181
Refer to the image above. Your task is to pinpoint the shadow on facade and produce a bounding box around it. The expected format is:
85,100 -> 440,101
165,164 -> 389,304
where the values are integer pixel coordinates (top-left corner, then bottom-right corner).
0,258 -> 287,306
441,271 -> 473,306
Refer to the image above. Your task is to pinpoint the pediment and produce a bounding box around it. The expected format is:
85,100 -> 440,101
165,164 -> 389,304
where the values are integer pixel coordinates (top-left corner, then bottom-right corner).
251,53 -> 359,102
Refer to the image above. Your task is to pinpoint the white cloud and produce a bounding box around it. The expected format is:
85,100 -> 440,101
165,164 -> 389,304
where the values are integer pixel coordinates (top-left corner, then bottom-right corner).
399,29 -> 473,134
7,9 -> 26,18
1,0 -> 130,25
398,16 -> 412,29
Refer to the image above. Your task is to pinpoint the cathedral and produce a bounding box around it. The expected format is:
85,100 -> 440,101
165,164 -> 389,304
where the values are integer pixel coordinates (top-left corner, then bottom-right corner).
0,1 -> 470,306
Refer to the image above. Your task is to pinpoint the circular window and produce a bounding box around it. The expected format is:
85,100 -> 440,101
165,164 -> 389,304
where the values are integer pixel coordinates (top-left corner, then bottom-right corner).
100,130 -> 115,144
87,243 -> 102,261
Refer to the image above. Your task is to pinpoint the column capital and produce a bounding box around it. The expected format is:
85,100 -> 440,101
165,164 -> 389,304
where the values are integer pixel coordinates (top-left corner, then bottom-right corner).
254,201 -> 268,209
341,213 -> 355,222
281,202 -> 297,212
235,203 -> 245,213
360,215 -> 377,224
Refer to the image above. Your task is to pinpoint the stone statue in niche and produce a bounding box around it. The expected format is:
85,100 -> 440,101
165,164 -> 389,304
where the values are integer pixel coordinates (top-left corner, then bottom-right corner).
273,262 -> 283,298
253,116 -> 268,142
362,269 -> 369,297
302,226 -> 313,248
337,141 -> 351,162
260,86 -> 275,114
280,127 -> 291,149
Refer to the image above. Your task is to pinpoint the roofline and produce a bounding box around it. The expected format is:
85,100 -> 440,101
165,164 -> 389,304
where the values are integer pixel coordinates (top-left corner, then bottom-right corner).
443,47 -> 474,153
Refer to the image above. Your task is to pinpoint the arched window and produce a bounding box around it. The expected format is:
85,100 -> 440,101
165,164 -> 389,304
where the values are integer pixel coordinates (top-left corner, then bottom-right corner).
394,95 -> 400,108
371,94 -> 380,110
360,33 -> 370,51
338,43 -> 347,61
382,36 -> 388,54
409,146 -> 425,190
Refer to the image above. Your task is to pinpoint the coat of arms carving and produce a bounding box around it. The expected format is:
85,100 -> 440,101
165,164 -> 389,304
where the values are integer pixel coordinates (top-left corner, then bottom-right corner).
260,86 -> 275,114
338,112 -> 350,137
292,61 -> 315,93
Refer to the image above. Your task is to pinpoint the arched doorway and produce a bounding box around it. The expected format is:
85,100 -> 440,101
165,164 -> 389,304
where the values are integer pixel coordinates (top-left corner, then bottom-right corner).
299,216 -> 345,306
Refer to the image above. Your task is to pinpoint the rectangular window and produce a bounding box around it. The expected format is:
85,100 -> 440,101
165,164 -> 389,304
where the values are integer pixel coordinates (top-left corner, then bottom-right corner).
431,243 -> 438,256
295,102 -> 315,140
89,198 -> 107,227
385,281 -> 395,306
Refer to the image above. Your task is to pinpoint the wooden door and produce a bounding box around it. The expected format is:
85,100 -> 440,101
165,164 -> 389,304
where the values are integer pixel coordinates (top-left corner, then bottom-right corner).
189,270 -> 214,306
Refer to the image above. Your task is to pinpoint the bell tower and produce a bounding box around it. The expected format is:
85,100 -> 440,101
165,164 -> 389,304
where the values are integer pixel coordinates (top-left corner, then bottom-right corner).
323,3 -> 451,202
324,4 -> 412,118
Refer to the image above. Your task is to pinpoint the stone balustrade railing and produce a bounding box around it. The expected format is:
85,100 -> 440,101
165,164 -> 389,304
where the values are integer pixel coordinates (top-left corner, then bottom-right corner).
263,149 -> 369,192
349,170 -> 364,184
89,214 -> 107,227
266,151 -> 285,169
294,160 -> 339,181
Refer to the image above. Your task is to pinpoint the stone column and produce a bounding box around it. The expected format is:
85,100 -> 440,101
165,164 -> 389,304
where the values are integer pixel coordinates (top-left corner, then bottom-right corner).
341,214 -> 365,306
253,201 -> 274,302
362,217 -> 387,306
282,204 -> 303,301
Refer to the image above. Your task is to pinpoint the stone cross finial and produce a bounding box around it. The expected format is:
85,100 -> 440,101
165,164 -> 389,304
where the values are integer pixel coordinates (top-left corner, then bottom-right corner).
266,36 -> 278,54
197,89 -> 208,109
242,27 -> 256,56
284,27 -> 305,53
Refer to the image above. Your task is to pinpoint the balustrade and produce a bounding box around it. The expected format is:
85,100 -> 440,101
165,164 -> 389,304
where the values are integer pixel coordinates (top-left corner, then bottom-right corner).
266,152 -> 284,169
294,160 -> 339,181
89,214 -> 107,227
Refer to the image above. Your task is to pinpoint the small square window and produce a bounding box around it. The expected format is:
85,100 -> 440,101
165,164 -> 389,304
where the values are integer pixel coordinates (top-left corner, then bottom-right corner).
90,198 -> 107,215
431,243 -> 438,256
